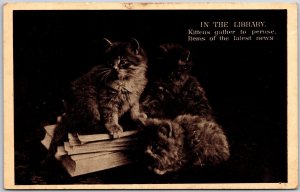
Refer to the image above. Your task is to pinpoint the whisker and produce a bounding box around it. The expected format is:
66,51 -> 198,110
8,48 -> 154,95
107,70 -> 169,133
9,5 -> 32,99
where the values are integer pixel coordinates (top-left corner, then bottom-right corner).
99,67 -> 111,71
101,70 -> 111,83
96,66 -> 111,72
98,70 -> 110,76
104,71 -> 112,83
100,71 -> 108,81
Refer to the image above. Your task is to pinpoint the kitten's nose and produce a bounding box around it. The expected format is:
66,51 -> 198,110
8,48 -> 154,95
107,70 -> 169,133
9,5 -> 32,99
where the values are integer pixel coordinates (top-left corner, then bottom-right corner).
113,64 -> 118,70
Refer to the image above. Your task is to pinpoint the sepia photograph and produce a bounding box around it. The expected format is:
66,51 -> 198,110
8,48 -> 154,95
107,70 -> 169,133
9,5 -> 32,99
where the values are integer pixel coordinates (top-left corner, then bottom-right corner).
3,2 -> 298,189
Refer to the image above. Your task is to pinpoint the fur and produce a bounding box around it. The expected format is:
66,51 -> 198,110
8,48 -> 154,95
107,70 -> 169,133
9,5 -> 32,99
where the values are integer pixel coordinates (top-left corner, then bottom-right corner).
143,115 -> 230,175
141,43 -> 212,119
48,38 -> 148,157
141,43 -> 229,175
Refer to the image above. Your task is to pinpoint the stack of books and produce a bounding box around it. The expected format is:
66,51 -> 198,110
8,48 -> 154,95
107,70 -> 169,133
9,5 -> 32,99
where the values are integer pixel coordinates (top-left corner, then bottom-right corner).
41,122 -> 139,177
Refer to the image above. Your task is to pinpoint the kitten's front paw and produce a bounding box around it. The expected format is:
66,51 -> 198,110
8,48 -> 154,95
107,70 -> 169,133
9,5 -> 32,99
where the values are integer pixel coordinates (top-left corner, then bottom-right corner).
132,112 -> 148,125
106,124 -> 123,139
132,111 -> 148,120
139,112 -> 148,119
138,112 -> 148,125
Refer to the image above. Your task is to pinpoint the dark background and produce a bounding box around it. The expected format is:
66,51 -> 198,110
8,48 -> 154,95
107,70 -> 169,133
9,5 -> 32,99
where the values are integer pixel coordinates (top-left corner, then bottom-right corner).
13,10 -> 287,184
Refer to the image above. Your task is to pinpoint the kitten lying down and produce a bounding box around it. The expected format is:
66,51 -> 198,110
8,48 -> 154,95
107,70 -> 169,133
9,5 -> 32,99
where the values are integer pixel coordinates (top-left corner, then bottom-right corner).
143,115 -> 230,175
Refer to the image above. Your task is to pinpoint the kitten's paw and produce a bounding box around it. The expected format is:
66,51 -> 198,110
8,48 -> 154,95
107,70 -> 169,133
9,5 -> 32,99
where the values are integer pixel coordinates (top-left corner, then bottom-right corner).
132,112 -> 148,126
132,111 -> 148,121
107,124 -> 123,139
137,112 -> 148,125
139,112 -> 148,119
92,110 -> 101,121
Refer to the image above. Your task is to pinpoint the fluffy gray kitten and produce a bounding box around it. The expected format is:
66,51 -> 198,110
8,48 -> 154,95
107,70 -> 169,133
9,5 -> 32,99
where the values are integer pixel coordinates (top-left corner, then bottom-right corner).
141,43 -> 230,175
48,38 -> 148,157
144,115 -> 230,175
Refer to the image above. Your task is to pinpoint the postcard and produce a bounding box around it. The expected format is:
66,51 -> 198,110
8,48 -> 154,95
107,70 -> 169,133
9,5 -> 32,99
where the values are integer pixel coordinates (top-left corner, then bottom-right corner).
3,2 -> 298,189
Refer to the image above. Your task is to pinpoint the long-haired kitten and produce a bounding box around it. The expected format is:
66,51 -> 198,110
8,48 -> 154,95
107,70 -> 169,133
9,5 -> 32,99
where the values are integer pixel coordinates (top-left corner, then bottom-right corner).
141,43 -> 229,175
143,115 -> 230,175
48,38 -> 148,157
141,43 -> 212,119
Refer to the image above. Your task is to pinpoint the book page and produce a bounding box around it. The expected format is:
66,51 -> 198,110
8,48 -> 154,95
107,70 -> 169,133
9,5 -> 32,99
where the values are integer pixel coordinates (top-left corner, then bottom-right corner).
4,2 -> 297,189
70,151 -> 114,161
73,152 -> 132,177
44,124 -> 56,137
64,141 -> 137,155
77,130 -> 139,142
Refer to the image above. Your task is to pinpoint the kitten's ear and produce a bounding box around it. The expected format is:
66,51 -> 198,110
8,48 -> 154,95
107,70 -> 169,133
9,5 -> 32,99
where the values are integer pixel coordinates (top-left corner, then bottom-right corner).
159,44 -> 168,54
181,49 -> 191,62
166,122 -> 173,137
130,38 -> 140,54
156,44 -> 168,61
185,50 -> 190,62
102,38 -> 113,50
159,122 -> 173,137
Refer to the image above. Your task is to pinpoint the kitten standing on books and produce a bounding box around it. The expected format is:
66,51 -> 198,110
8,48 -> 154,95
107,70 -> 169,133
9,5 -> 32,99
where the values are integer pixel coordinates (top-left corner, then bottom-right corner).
48,38 -> 148,157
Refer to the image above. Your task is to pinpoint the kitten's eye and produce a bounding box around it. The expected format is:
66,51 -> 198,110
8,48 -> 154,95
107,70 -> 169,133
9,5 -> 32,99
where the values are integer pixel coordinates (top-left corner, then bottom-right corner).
181,65 -> 191,71
152,143 -> 159,151
120,59 -> 126,65
180,57 -> 187,62
119,59 -> 130,68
